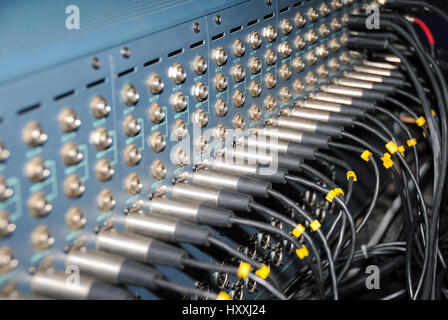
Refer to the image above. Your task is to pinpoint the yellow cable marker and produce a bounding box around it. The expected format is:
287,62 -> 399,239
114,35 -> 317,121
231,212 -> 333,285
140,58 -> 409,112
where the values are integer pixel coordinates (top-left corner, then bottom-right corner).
310,219 -> 321,231
432,109 -> 437,117
326,188 -> 344,202
346,171 -> 357,182
407,138 -> 417,147
416,116 -> 426,127
361,150 -> 372,162
398,145 -> 405,157
380,153 -> 394,169
292,224 -> 305,238
217,291 -> 232,300
334,188 -> 344,196
385,141 -> 399,155
237,262 -> 251,279
326,189 -> 337,202
296,245 -> 309,259
255,264 -> 270,279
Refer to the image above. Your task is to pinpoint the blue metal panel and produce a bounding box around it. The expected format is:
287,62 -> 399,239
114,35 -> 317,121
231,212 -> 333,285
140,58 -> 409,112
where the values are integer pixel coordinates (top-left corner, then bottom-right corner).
0,0 -> 247,83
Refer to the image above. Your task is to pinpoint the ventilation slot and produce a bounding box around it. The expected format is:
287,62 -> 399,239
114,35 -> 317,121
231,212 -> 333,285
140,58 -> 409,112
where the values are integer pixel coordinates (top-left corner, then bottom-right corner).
211,32 -> 225,41
18,103 -> 41,116
264,13 -> 274,20
247,19 -> 259,27
293,1 -> 303,7
54,90 -> 75,101
86,78 -> 106,89
118,68 -> 135,77
190,40 -> 205,49
168,48 -> 183,58
144,58 -> 161,68
230,25 -> 242,34
279,7 -> 289,14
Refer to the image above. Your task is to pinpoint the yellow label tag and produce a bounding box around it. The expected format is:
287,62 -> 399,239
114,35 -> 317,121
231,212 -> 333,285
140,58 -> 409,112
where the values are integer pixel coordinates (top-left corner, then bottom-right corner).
296,245 -> 309,259
346,171 -> 357,182
237,262 -> 251,279
361,150 -> 372,162
407,138 -> 417,147
380,153 -> 394,169
292,224 -> 305,238
217,291 -> 232,300
309,219 -> 321,231
255,264 -> 270,279
416,116 -> 426,127
385,141 -> 398,155
326,189 -> 336,202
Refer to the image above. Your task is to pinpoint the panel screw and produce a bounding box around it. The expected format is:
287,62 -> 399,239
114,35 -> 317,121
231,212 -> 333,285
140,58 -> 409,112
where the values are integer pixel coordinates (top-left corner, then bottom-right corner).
120,46 -> 131,58
90,57 -> 101,69
193,22 -> 200,33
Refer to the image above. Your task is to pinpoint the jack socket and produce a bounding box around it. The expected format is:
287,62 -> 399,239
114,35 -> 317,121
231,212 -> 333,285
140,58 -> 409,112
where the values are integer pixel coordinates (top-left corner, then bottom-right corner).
149,102 -> 165,124
95,158 -> 114,181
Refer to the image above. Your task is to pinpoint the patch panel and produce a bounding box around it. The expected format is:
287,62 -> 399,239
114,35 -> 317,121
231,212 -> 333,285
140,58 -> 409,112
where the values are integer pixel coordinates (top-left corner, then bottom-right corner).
0,0 -> 373,300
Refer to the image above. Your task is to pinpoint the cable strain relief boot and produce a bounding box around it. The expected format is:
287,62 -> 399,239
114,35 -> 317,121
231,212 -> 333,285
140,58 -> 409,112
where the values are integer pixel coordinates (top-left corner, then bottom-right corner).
197,204 -> 234,227
217,190 -> 252,212
147,239 -> 188,267
118,260 -> 162,291
87,281 -> 135,300
255,165 -> 288,184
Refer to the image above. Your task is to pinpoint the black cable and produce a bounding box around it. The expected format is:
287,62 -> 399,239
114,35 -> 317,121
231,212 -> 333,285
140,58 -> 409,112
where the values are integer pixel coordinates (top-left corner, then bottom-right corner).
353,27 -> 444,214
283,175 -> 356,281
300,163 -> 338,190
300,160 -> 354,262
288,162 -> 349,262
208,233 -> 280,292
229,214 -> 326,298
181,258 -> 287,300
395,88 -> 423,106
375,105 -> 421,181
352,118 -> 430,243
385,96 -> 431,140
396,1 -> 448,26
326,141 -> 380,234
248,201 -> 324,288
381,25 -> 448,256
296,243 -> 407,299
342,125 -> 431,299
208,236 -> 263,270
154,278 -> 218,300
265,188 -> 339,299
377,26 -> 448,290
389,44 -> 442,181
314,151 -> 355,203
229,216 -> 305,254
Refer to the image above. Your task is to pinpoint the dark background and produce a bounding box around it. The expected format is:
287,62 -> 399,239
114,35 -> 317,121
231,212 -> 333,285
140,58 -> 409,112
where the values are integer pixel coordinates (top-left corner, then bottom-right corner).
420,0 -> 448,54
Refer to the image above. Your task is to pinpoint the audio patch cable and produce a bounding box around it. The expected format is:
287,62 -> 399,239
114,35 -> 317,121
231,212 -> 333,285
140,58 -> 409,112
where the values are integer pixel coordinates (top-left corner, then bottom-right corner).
65,248 -> 224,300
171,168 -> 338,299
31,269 -> 135,300
123,202 -> 313,273
92,228 -> 285,299
147,197 -> 327,298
